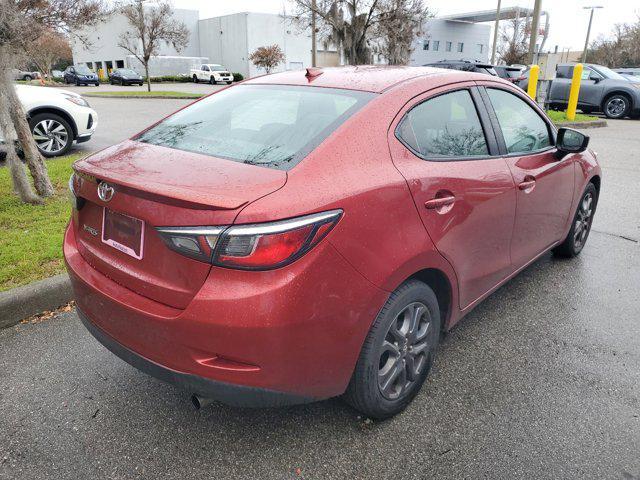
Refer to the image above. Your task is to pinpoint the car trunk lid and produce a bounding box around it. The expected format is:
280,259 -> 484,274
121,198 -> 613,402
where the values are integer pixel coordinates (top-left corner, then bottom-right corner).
71,141 -> 287,309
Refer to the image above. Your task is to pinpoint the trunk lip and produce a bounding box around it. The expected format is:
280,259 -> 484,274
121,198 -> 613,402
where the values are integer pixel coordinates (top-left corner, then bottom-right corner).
73,140 -> 287,210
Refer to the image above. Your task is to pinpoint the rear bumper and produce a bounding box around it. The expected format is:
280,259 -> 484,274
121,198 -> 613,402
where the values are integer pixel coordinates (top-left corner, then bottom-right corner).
64,222 -> 386,404
78,307 -> 313,407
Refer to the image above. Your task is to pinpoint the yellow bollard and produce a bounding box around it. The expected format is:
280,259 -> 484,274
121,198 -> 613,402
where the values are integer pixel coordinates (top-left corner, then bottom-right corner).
527,64 -> 540,100
98,68 -> 104,80
566,63 -> 583,121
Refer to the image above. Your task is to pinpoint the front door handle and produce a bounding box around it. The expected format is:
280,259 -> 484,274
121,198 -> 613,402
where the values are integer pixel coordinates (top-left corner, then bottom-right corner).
425,195 -> 456,209
518,179 -> 536,191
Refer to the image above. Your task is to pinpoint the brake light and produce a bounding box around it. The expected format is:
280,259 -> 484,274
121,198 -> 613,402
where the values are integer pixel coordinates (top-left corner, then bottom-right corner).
156,210 -> 342,270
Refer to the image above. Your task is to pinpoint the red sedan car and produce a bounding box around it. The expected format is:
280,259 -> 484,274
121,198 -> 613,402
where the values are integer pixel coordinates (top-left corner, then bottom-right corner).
64,66 -> 601,419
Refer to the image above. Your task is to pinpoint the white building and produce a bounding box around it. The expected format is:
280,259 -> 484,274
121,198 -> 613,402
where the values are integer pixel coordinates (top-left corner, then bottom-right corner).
410,19 -> 491,66
72,8 -> 514,79
72,10 -> 326,78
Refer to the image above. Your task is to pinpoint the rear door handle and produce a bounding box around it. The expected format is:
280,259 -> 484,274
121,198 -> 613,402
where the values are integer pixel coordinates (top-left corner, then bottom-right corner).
518,179 -> 536,191
425,195 -> 456,209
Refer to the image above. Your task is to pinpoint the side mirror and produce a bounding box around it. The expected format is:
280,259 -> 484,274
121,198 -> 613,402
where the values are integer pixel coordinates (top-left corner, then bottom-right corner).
592,76 -> 601,83
555,127 -> 589,159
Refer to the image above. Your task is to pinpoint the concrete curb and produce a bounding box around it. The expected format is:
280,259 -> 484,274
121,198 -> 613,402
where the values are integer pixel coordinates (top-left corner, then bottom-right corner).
83,93 -> 203,100
0,274 -> 72,329
554,119 -> 608,129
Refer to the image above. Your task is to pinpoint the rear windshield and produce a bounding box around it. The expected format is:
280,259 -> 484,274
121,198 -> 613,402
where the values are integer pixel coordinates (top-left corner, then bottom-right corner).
504,69 -> 523,78
136,84 -> 374,170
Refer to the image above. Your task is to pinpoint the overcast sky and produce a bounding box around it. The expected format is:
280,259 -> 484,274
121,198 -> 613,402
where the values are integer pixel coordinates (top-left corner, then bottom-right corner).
172,0 -> 638,52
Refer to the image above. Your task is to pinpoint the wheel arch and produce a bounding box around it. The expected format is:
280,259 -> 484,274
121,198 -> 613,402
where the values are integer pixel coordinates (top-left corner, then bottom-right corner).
27,107 -> 78,138
589,174 -> 601,193
401,268 -> 454,332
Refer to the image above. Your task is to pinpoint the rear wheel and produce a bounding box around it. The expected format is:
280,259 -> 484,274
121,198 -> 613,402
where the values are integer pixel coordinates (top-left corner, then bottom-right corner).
344,280 -> 441,419
603,94 -> 630,119
24,75 -> 32,81
29,113 -> 74,157
553,183 -> 598,258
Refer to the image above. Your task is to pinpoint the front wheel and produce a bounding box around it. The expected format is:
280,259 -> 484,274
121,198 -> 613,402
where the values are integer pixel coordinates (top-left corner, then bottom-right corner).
344,280 -> 441,419
192,74 -> 198,83
553,183 -> 598,258
209,76 -> 216,85
29,113 -> 74,158
24,75 -> 32,81
603,94 -> 630,119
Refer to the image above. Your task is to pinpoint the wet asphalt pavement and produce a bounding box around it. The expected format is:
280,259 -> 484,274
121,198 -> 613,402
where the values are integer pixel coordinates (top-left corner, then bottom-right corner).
1,120 -> 639,479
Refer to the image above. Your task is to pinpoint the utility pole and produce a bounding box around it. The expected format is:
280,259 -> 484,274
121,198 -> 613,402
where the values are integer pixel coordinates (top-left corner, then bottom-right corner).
311,0 -> 317,67
490,0 -> 502,64
581,6 -> 603,63
527,0 -> 542,65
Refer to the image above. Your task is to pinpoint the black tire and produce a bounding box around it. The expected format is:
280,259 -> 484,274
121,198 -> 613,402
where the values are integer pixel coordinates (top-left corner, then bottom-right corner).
226,81 -> 233,85
209,76 -> 215,85
192,74 -> 198,83
344,280 -> 441,419
94,83 -> 99,86
28,112 -> 74,158
24,75 -> 32,81
75,79 -> 80,86
553,183 -> 598,258
602,94 -> 630,119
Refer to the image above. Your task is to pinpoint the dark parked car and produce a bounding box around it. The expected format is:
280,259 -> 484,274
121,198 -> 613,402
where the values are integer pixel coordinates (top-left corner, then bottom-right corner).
494,65 -> 526,85
423,59 -> 498,77
109,68 -> 144,86
66,66 -> 600,419
63,65 -> 100,86
549,63 -> 640,119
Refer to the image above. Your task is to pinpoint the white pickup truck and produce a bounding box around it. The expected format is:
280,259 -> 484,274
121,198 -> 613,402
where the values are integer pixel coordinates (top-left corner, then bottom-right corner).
190,64 -> 234,85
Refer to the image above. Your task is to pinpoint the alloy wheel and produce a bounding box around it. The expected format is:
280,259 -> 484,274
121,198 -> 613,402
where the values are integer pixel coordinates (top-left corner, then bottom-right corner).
32,119 -> 69,154
606,97 -> 626,117
574,192 -> 594,250
378,302 -> 433,400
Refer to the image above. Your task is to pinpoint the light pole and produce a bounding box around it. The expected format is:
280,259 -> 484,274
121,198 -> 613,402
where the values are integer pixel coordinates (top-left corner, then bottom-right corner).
581,6 -> 603,63
527,0 -> 542,65
490,0 -> 502,64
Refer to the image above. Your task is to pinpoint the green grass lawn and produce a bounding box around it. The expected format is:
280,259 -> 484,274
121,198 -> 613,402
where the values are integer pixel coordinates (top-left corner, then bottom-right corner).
84,90 -> 204,99
0,154 -> 82,292
546,110 -> 599,124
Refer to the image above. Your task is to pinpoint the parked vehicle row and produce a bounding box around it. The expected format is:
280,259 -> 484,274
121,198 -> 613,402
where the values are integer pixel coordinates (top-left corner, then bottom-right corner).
425,59 -> 640,119
65,66 -> 600,419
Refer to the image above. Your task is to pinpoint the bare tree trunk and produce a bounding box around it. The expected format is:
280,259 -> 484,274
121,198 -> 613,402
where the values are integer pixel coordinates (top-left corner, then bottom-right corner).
0,89 -> 42,204
144,62 -> 151,92
5,87 -> 54,197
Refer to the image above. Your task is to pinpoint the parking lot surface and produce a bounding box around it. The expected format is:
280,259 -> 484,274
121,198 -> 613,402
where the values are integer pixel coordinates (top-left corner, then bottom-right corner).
1,120 -> 639,479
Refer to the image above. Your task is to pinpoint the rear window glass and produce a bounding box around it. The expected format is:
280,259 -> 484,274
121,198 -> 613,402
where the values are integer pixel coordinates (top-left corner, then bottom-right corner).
136,84 -> 374,170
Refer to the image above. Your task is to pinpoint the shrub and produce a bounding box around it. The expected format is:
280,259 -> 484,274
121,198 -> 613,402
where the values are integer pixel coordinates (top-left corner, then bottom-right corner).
232,72 -> 244,82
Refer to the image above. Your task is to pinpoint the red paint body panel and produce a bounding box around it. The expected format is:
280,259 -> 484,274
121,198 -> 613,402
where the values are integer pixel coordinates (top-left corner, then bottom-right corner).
64,67 -> 601,403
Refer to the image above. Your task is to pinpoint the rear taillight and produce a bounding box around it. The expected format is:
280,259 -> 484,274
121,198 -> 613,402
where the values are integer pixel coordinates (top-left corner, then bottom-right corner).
156,210 -> 342,270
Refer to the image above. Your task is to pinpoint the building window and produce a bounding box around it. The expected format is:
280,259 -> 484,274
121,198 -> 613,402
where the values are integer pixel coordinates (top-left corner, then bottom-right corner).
432,40 -> 440,51
457,42 -> 464,53
446,41 -> 452,52
86,62 -> 93,69
477,44 -> 484,54
423,40 -> 429,51
116,60 -> 124,68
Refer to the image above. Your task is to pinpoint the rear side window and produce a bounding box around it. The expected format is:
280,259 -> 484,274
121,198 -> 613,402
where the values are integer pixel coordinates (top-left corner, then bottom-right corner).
486,88 -> 551,154
396,89 -> 489,159
136,85 -> 374,170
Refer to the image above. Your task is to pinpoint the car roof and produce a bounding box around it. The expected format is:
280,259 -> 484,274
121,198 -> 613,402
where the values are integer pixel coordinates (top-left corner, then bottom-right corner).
243,65 -> 490,93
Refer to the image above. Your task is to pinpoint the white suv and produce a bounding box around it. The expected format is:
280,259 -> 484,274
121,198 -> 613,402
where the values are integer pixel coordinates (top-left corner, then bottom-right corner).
2,85 -> 98,157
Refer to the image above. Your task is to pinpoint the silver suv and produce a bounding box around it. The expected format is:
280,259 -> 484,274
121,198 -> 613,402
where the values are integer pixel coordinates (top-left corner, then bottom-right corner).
549,63 -> 640,119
